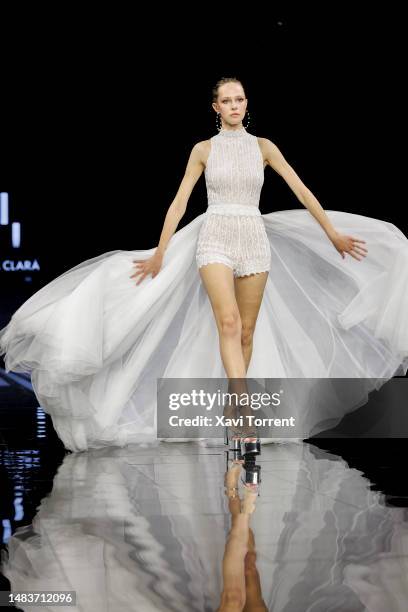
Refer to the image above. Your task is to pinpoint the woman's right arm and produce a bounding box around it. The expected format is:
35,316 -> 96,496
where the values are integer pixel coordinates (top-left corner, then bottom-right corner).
155,140 -> 207,256
130,141 -> 208,285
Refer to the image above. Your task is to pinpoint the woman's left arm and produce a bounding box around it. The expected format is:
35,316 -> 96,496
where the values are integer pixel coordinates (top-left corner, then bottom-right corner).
260,138 -> 367,261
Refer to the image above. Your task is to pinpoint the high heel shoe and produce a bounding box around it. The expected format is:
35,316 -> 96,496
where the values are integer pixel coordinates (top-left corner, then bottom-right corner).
223,411 -> 261,457
224,425 -> 245,455
236,398 -> 261,457
223,399 -> 244,452
224,425 -> 261,457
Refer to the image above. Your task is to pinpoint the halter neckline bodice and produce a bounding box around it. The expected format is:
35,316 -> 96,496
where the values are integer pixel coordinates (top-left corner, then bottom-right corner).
205,126 -> 264,209
216,127 -> 249,139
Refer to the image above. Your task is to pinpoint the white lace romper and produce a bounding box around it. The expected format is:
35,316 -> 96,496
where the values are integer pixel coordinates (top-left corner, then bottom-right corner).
196,126 -> 271,278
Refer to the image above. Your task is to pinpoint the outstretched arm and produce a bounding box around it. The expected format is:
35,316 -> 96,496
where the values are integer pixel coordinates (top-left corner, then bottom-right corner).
130,142 -> 206,284
156,141 -> 206,257
260,138 -> 367,261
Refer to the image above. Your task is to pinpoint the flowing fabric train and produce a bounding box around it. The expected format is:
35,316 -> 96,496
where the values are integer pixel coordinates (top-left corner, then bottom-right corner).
1,208 -> 407,451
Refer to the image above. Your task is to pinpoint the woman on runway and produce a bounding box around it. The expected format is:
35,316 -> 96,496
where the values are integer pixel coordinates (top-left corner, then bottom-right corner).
1,76 -> 407,452
131,77 -> 367,378
131,76 -> 367,451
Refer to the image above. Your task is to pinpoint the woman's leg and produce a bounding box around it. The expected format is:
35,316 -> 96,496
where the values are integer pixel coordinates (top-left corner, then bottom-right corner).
242,528 -> 268,612
234,272 -> 269,373
199,263 -> 247,378
217,461 -> 249,612
217,513 -> 249,611
230,272 -> 269,436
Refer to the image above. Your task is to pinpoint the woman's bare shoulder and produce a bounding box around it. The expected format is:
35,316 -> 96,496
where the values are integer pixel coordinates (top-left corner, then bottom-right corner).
256,136 -> 273,148
192,139 -> 212,167
256,137 -> 273,168
194,139 -> 211,153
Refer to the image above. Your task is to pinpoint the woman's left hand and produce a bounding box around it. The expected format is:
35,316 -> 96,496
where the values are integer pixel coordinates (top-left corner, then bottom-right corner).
330,231 -> 368,261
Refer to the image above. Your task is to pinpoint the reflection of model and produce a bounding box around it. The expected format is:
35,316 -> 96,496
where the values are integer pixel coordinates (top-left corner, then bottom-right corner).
2,444 -> 407,609
1,76 -> 408,452
218,457 -> 267,612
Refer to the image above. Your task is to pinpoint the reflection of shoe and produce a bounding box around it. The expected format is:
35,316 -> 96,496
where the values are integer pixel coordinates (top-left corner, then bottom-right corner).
241,437 -> 261,457
242,459 -> 261,486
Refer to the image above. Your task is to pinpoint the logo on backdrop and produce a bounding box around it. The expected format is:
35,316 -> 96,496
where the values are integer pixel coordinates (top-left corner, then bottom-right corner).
0,192 -> 40,272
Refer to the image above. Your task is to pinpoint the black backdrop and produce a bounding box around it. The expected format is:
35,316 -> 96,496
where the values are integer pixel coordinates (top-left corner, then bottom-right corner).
1,10 -> 406,293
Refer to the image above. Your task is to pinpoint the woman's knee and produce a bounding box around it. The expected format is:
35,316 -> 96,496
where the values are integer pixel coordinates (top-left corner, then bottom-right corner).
241,322 -> 255,347
220,588 -> 246,610
219,310 -> 242,337
244,550 -> 257,573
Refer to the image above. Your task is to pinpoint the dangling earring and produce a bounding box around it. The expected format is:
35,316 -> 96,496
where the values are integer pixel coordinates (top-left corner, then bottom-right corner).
216,110 -> 251,131
216,112 -> 222,132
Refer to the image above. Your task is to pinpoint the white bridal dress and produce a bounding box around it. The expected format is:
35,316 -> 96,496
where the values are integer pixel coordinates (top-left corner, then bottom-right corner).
1,126 -> 408,451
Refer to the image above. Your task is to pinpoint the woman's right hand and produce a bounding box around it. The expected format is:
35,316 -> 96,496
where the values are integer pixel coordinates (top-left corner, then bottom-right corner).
130,250 -> 163,285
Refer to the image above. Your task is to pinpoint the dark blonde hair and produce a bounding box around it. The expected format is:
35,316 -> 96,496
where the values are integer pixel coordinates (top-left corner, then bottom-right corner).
212,77 -> 246,102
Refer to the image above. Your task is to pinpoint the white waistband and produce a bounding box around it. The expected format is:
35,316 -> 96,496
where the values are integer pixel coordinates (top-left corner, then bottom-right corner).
206,203 -> 261,216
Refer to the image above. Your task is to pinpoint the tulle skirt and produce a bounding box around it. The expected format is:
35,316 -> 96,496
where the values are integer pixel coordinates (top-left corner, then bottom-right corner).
1,208 -> 407,451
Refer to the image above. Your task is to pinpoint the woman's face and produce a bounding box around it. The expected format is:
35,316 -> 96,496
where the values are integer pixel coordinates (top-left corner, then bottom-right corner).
213,82 -> 247,128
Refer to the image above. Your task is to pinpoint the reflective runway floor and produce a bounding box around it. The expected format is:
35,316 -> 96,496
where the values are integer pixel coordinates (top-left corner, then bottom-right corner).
1,398 -> 408,610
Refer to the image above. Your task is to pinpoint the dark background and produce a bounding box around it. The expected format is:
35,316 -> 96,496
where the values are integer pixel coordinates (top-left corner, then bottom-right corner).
0,9 -> 406,298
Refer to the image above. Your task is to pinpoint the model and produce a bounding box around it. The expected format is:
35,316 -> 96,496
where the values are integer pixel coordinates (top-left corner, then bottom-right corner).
1,76 -> 407,452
